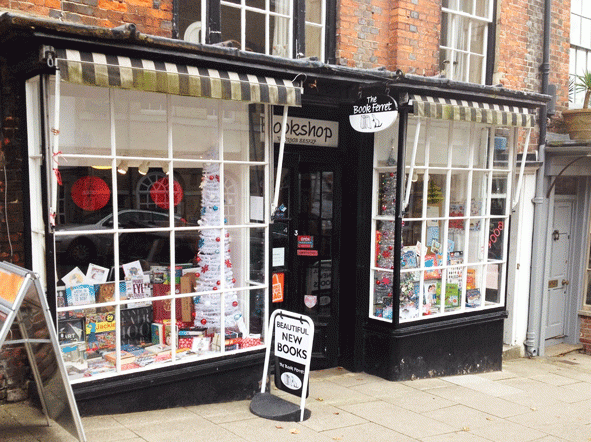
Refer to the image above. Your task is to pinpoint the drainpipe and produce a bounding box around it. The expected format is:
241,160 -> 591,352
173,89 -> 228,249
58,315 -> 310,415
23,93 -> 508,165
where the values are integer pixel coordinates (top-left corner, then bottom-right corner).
525,0 -> 551,357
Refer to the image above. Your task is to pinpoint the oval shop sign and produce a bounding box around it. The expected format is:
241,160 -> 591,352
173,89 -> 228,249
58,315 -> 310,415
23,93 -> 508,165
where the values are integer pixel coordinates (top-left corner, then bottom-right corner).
349,95 -> 398,133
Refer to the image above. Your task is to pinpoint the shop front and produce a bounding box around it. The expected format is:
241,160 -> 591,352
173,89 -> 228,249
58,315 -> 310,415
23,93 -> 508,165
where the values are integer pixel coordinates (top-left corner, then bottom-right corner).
0,12 -> 548,415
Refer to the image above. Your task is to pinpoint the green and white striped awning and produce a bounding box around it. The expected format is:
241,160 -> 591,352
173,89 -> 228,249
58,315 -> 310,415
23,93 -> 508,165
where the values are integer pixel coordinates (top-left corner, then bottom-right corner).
411,95 -> 535,128
55,49 -> 302,107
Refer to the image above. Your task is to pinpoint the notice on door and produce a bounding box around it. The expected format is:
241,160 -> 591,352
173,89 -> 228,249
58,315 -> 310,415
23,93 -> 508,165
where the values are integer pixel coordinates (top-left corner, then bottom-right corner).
274,312 -> 313,397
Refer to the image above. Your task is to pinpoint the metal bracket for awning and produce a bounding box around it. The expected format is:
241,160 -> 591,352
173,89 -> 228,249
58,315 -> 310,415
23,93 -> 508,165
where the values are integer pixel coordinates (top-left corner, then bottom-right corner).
402,118 -> 422,212
512,127 -> 531,210
271,106 -> 289,216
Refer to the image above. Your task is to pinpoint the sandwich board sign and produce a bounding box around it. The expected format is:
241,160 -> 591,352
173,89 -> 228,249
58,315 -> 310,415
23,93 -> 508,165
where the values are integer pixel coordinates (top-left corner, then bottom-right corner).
0,261 -> 86,442
250,309 -> 314,422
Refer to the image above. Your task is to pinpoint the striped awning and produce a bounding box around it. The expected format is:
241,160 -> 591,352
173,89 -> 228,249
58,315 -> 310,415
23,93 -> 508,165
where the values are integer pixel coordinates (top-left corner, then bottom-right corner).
55,49 -> 302,107
411,95 -> 535,128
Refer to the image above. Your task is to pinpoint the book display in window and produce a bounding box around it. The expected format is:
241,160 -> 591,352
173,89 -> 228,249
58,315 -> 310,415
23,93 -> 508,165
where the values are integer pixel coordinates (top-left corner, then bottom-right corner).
373,170 -> 396,318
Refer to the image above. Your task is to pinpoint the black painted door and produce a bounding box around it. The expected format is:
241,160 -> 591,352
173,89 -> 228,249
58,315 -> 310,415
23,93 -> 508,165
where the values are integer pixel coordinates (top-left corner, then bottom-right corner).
273,151 -> 341,369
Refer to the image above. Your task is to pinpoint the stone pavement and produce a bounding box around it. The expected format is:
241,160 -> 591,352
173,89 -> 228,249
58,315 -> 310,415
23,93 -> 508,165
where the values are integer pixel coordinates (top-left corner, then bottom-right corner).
2,345 -> 591,442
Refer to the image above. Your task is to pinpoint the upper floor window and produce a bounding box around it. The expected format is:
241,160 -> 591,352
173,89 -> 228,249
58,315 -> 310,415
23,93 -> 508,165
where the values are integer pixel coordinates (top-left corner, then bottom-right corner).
570,0 -> 591,108
178,1 -> 327,62
439,0 -> 492,84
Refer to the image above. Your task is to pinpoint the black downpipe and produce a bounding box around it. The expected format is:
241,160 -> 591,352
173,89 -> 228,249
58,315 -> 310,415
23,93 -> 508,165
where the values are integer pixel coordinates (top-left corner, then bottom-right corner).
525,0 -> 551,356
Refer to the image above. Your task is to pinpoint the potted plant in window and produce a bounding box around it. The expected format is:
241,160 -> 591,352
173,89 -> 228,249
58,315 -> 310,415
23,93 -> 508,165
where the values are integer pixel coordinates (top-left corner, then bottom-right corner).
563,71 -> 591,141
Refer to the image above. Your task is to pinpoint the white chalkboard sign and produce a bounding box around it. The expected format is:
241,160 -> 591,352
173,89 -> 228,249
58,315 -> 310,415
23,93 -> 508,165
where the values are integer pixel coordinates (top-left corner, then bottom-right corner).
0,261 -> 86,442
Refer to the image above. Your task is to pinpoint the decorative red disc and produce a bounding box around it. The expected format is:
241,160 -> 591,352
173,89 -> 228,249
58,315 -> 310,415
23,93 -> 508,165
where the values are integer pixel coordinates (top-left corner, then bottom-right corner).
150,177 -> 183,209
71,176 -> 111,211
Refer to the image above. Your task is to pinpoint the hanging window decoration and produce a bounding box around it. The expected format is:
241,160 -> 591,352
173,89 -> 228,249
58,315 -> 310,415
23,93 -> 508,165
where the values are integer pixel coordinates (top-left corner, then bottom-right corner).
71,176 -> 111,211
149,177 -> 184,209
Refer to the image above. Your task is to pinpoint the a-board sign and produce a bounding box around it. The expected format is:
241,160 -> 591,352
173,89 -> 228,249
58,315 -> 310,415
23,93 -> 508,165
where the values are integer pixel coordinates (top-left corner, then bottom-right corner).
0,262 -> 86,442
349,95 -> 398,133
256,309 -> 314,422
273,312 -> 313,397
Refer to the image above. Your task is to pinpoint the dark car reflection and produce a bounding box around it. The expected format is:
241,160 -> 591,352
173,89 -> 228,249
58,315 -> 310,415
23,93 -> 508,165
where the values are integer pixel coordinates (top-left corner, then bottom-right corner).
54,209 -> 198,267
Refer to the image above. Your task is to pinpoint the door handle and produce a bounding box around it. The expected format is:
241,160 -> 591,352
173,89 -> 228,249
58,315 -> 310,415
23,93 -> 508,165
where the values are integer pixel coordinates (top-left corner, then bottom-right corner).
562,279 -> 569,286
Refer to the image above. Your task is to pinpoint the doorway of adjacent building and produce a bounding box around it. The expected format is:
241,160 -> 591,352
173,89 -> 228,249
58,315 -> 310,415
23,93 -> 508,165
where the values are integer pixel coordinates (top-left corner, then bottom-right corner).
273,150 -> 341,369
545,198 -> 574,345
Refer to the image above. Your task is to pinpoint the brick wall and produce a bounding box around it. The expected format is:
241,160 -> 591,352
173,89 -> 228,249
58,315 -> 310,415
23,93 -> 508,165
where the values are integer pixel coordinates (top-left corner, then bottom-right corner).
336,0 -> 440,74
0,61 -> 31,404
580,315 -> 591,355
0,0 -> 173,37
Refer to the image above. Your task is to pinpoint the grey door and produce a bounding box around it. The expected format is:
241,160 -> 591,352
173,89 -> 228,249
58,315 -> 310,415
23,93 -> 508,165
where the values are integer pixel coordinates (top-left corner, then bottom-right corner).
545,199 -> 574,342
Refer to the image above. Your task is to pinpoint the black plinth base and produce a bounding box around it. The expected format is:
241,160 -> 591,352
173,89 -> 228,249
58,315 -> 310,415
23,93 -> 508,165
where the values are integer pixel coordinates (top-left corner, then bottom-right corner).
249,392 -> 311,422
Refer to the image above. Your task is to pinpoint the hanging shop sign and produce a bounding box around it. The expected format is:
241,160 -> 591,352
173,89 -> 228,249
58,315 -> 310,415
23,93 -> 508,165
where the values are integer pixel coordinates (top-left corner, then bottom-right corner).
349,95 -> 398,133
271,116 -> 339,147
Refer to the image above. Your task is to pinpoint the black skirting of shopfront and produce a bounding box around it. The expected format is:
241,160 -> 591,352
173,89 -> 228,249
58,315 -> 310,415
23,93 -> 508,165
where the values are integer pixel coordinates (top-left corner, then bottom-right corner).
363,310 -> 507,381
71,351 -> 265,416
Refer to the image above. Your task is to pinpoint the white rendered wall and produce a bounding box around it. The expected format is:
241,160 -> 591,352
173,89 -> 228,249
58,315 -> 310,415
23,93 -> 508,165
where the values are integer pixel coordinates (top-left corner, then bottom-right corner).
504,170 -> 537,350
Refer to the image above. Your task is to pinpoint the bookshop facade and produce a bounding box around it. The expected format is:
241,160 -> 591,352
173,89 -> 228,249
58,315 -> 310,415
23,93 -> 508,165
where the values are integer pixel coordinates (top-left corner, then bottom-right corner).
1,13 -> 547,414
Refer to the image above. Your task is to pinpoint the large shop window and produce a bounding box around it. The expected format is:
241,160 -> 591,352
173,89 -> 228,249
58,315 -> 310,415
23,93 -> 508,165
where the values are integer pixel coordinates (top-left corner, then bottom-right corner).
370,97 -> 535,323
26,52 -> 301,382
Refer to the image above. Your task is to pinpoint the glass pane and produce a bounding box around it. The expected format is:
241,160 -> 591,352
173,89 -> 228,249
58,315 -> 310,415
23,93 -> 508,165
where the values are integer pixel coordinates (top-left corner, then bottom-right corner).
572,0 -> 582,15
222,103 -> 252,161
172,96 -> 219,161
400,271 -> 420,320
428,121 -> 450,167
221,5 -> 241,48
469,54 -> 484,84
475,0 -> 489,18
474,127 -> 491,169
439,48 -> 454,78
374,126 -> 399,167
306,0 -> 322,23
459,0 -> 472,15
246,0 -> 265,9
582,18 -> 591,49
404,177 -> 424,219
59,308 -> 118,380
470,171 -> 487,231
246,10 -> 266,54
450,170 -> 470,215
405,118 -> 426,167
485,263 -> 502,304
450,124 -> 471,167
441,12 -> 451,47
454,52 -> 468,82
376,220 -> 396,270
583,1 -> 591,19
571,14 -> 581,46
488,218 -> 506,260
49,82 -> 111,156
373,270 -> 394,319
305,24 -> 322,59
114,89 -> 167,158
454,15 -> 469,51
464,265 -> 482,308
586,270 -> 591,306
401,220 -> 422,254
249,228 -> 266,284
